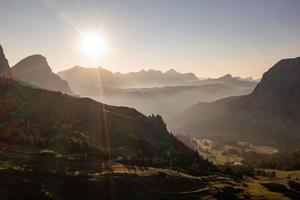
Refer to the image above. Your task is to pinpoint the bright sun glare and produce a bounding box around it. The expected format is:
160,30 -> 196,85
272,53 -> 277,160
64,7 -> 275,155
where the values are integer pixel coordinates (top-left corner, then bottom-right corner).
80,32 -> 108,57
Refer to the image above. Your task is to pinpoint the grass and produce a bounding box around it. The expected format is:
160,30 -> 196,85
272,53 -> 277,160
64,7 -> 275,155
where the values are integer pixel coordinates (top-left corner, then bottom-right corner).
1,149 -> 298,200
237,142 -> 278,154
193,138 -> 279,164
246,182 -> 289,200
263,169 -> 300,179
209,149 -> 241,165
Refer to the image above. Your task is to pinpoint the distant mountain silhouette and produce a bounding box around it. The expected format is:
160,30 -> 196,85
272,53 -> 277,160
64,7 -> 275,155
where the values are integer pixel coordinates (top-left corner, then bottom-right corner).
199,74 -> 257,88
114,68 -> 199,88
58,66 -> 122,95
0,45 -> 12,78
236,76 -> 259,82
58,66 -> 257,121
173,57 -> 300,148
58,66 -> 200,93
11,55 -> 72,94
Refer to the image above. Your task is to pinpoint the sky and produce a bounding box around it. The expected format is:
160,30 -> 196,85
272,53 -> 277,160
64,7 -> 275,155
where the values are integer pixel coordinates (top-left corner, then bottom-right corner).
0,0 -> 300,78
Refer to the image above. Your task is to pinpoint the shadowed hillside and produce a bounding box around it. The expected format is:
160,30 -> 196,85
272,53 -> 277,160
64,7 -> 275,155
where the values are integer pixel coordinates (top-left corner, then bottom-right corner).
173,57 -> 300,148
0,76 -> 212,173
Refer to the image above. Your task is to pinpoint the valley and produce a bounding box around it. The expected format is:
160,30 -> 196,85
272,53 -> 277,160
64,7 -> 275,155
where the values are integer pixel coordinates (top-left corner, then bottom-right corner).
181,137 -> 279,165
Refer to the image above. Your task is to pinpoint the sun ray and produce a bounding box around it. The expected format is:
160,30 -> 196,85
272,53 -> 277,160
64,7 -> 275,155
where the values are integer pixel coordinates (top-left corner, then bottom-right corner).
80,32 -> 108,57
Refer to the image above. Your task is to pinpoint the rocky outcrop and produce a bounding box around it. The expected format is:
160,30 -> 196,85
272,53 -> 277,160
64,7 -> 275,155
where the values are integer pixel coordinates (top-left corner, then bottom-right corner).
0,45 -> 13,78
12,55 -> 72,94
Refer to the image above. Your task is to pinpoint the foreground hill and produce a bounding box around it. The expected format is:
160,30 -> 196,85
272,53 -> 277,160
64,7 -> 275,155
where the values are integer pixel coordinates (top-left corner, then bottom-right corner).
0,44 -> 212,174
0,76 -> 212,173
0,81 -> 298,200
11,55 -> 72,94
173,57 -> 300,148
2,156 -> 298,200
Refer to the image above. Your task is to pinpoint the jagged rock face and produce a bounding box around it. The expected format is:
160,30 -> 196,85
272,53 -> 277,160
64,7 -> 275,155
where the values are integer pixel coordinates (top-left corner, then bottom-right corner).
0,45 -> 13,78
251,57 -> 300,107
12,55 -> 72,94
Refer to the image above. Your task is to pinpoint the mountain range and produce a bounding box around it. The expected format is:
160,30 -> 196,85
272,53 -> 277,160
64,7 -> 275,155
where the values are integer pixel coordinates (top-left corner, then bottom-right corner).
57,66 -> 201,94
1,48 -> 258,123
114,68 -> 199,88
58,65 -> 257,94
172,57 -> 300,148
199,74 -> 257,88
57,66 -> 257,120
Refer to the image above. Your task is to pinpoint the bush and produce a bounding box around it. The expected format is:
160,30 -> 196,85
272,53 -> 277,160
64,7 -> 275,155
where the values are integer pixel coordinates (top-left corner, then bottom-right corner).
288,180 -> 300,191
260,182 -> 289,193
218,164 -> 254,179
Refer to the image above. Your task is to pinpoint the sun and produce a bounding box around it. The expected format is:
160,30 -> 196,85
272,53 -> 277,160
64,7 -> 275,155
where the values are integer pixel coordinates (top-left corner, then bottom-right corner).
80,32 -> 108,57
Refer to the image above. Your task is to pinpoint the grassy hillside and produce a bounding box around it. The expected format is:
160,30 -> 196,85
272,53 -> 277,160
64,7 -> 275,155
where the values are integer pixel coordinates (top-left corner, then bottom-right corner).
0,149 -> 299,200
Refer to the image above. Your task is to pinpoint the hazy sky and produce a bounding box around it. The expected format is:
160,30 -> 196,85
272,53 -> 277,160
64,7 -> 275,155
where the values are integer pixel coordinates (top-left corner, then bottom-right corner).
1,0 -> 300,78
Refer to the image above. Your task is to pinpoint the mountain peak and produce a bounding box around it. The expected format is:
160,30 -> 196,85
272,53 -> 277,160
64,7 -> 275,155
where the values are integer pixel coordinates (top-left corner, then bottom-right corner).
175,56 -> 300,147
11,54 -> 72,94
252,57 -> 300,102
12,54 -> 52,74
0,44 -> 13,78
165,68 -> 178,73
148,69 -> 162,73
219,74 -> 233,80
165,68 -> 178,74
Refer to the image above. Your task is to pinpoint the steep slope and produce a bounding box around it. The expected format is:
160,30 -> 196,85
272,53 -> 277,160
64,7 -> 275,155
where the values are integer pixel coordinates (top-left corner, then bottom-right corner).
173,57 -> 300,148
0,45 -> 12,78
11,55 -> 72,94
